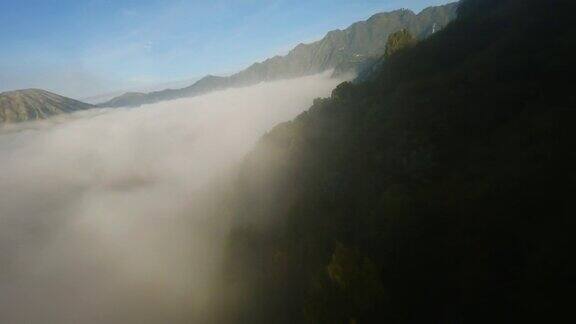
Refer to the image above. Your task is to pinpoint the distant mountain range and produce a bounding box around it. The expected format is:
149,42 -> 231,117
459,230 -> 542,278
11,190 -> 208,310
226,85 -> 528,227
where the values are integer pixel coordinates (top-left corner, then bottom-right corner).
98,2 -> 459,108
0,89 -> 94,124
80,77 -> 201,104
0,2 -> 458,123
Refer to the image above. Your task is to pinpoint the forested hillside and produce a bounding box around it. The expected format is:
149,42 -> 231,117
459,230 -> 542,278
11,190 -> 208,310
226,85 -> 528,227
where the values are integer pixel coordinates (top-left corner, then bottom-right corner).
217,0 -> 575,323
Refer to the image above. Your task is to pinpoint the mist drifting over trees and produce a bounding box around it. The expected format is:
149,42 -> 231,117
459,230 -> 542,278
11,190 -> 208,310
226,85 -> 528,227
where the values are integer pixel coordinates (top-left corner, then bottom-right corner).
0,73 -> 342,323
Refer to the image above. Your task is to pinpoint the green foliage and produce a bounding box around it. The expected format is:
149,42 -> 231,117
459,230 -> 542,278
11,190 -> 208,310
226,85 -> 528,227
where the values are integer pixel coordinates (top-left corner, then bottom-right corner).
305,243 -> 386,324
384,29 -> 417,59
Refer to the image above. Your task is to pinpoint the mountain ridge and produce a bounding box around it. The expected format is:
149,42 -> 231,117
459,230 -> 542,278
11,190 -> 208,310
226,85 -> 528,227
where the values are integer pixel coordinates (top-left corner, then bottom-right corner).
99,2 -> 459,108
0,2 -> 459,123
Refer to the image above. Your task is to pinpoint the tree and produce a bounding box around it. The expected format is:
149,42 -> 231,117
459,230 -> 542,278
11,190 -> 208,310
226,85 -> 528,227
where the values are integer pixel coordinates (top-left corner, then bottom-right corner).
384,29 -> 416,59
305,243 -> 386,324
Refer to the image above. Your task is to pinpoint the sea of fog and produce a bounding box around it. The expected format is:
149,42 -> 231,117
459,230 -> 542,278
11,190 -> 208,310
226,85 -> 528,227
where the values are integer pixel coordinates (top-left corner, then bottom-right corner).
0,73 -> 342,323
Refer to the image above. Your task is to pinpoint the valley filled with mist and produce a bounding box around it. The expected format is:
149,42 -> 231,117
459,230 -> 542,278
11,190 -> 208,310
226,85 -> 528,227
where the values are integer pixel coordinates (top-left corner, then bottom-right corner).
0,73 -> 343,323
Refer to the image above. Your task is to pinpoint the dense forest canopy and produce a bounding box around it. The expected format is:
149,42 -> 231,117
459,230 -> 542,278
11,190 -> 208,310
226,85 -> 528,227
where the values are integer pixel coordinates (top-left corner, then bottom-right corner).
213,0 -> 575,323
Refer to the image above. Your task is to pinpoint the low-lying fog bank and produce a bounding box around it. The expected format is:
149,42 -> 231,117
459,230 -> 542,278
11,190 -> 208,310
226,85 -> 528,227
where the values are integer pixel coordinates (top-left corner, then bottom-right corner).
0,73 -> 343,323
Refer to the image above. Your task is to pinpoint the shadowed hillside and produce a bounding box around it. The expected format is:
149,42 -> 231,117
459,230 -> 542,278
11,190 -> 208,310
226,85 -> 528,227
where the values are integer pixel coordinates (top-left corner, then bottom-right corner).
217,0 -> 575,323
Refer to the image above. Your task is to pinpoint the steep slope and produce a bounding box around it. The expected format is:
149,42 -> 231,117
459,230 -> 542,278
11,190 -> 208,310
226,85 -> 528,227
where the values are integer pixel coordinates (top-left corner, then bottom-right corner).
100,2 -> 459,108
216,0 -> 575,323
0,89 -> 94,124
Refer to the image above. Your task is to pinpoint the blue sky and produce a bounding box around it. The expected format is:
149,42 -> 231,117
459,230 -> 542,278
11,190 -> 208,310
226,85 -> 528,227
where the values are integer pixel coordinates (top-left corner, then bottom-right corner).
0,0 -> 454,98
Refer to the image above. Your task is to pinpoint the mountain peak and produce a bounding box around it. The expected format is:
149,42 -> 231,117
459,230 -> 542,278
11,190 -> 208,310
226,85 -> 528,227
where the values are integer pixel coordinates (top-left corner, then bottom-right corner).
2,88 -> 51,96
0,88 -> 94,124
